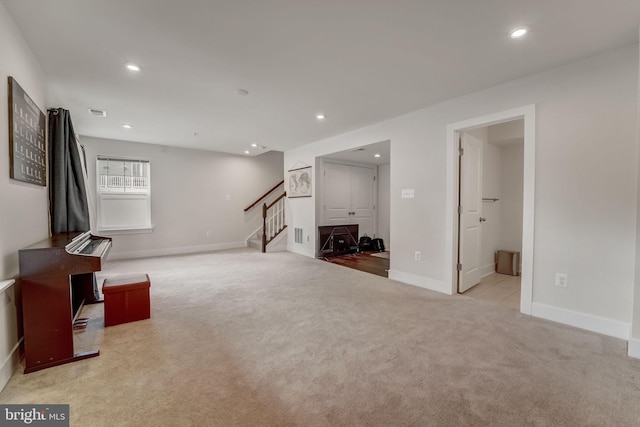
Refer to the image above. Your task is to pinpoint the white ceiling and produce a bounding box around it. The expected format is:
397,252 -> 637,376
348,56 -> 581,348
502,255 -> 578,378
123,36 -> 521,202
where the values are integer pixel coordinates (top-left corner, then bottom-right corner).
3,1 -> 640,157
488,119 -> 524,147
324,140 -> 390,166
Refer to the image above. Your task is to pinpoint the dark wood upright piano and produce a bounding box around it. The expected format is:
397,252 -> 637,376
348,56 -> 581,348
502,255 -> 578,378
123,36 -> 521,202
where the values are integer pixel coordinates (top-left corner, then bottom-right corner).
19,231 -> 112,373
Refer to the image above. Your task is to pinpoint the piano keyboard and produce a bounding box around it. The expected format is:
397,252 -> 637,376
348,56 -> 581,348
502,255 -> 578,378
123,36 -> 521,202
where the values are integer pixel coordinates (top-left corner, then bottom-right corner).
72,235 -> 110,256
78,239 -> 102,254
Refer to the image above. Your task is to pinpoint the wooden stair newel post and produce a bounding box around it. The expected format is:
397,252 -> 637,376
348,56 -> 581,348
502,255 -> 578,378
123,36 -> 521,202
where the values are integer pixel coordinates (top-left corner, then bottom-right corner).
262,202 -> 267,253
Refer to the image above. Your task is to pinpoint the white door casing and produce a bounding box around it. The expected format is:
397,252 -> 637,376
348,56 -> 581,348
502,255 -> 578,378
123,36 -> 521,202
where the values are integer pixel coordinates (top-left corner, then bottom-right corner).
458,132 -> 483,293
445,104 -> 535,314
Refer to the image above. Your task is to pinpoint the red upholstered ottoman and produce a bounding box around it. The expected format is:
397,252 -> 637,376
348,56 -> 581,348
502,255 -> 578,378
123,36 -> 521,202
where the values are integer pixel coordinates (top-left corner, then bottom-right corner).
102,274 -> 151,326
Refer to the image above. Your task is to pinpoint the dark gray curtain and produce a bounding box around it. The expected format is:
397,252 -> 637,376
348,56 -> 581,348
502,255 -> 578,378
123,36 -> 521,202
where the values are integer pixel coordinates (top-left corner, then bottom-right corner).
48,108 -> 90,233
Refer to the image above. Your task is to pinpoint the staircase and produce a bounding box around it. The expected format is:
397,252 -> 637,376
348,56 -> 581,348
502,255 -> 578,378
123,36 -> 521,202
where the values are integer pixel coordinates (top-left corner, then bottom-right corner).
247,226 -> 287,252
244,181 -> 287,253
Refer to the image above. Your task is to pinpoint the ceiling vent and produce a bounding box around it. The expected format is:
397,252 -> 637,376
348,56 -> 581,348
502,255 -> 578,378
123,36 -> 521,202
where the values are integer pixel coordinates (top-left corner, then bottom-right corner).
88,108 -> 107,117
350,148 -> 365,152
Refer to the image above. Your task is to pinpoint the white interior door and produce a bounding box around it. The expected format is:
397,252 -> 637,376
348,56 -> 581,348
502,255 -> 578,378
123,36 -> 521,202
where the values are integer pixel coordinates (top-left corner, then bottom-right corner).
350,165 -> 375,237
322,161 -> 376,238
324,162 -> 351,224
459,132 -> 483,292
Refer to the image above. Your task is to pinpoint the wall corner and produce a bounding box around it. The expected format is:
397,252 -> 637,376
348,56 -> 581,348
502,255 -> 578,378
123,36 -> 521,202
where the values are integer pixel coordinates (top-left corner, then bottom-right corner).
630,28 -> 640,349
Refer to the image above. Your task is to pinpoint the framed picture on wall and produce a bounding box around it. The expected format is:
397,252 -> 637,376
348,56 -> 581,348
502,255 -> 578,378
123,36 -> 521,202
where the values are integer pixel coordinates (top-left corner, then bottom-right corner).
8,76 -> 46,186
288,166 -> 312,198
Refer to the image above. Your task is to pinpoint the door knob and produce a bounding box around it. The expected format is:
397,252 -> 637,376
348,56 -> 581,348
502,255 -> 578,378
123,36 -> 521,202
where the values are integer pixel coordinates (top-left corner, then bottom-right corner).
479,217 -> 487,222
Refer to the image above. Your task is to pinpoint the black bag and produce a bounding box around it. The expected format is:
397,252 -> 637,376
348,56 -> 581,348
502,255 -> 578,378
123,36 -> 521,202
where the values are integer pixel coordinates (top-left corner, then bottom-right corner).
358,234 -> 372,252
333,236 -> 350,251
371,238 -> 385,252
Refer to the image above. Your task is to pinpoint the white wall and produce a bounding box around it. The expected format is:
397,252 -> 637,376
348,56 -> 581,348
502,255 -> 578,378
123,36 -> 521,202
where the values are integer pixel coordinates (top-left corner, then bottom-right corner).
81,137 -> 283,259
0,2 -> 48,390
630,28 -> 640,358
475,129 -> 524,278
285,44 -> 639,342
480,120 -> 525,276
481,136 -> 502,277
499,143 -> 524,254
377,163 -> 391,249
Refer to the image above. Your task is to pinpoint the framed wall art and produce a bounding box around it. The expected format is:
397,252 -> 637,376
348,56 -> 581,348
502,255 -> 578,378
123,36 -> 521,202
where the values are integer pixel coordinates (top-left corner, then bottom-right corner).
8,76 -> 46,186
288,166 -> 312,198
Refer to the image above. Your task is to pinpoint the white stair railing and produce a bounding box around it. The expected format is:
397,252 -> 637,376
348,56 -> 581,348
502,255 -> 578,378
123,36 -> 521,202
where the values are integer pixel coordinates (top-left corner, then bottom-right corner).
262,192 -> 287,252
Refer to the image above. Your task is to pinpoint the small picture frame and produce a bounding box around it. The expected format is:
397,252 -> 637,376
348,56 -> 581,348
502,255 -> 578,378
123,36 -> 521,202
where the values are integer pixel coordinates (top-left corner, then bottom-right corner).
288,166 -> 312,198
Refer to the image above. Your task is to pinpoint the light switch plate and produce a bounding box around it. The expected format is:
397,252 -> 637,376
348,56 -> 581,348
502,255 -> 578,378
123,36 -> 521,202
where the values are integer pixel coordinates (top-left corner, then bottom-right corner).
401,189 -> 415,198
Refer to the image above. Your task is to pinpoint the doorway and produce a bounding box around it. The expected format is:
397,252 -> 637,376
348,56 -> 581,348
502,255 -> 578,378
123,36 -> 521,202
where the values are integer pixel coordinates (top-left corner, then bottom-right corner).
316,140 -> 391,277
458,120 -> 525,309
445,105 -> 535,314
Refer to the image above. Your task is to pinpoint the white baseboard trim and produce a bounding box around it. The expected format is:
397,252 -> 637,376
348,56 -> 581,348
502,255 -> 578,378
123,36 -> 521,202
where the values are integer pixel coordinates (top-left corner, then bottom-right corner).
288,244 -> 315,258
0,339 -> 22,393
531,302 -> 630,340
108,241 -> 247,260
388,270 -> 451,295
480,264 -> 495,278
628,338 -> 640,359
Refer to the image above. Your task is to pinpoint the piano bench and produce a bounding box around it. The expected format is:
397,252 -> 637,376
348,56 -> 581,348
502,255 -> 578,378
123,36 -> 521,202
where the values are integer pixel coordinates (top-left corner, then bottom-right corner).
102,274 -> 151,327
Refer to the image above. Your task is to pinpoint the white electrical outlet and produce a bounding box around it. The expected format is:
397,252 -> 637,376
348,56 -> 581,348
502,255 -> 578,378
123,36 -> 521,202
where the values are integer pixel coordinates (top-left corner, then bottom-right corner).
555,273 -> 568,287
415,251 -> 421,261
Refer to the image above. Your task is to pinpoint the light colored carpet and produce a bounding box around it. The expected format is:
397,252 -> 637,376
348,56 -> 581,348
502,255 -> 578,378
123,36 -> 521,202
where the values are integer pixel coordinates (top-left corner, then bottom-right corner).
2,248 -> 640,426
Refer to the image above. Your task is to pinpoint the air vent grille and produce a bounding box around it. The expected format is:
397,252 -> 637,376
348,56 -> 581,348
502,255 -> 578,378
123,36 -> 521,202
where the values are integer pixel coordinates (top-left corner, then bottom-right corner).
88,108 -> 107,117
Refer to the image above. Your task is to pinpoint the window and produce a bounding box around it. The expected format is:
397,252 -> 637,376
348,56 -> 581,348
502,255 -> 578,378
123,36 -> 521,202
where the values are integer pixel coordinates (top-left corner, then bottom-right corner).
96,156 -> 152,232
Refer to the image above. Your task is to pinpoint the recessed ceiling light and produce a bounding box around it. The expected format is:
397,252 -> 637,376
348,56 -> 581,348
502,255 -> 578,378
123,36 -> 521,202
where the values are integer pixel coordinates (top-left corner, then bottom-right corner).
316,114 -> 326,120
236,89 -> 249,96
125,63 -> 141,72
122,124 -> 132,129
510,27 -> 528,39
244,150 -> 250,155
251,143 -> 258,147
374,153 -> 381,158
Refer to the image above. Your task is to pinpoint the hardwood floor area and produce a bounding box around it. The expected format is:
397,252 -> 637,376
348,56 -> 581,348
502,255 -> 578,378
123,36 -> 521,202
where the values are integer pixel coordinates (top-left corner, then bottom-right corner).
462,272 -> 521,309
322,251 -> 390,277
